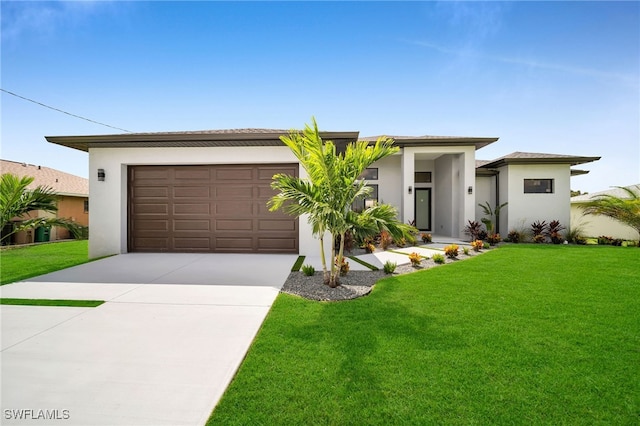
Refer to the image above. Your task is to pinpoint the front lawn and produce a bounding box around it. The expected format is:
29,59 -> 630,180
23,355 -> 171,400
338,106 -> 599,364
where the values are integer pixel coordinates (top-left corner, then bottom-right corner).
0,240 -> 90,285
209,245 -> 639,424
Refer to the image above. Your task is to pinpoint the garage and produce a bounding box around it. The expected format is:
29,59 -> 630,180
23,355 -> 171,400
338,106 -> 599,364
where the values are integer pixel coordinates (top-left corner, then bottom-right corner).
128,164 -> 298,253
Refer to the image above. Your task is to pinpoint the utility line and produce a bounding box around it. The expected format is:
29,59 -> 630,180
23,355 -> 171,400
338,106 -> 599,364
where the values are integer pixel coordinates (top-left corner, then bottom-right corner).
1,88 -> 132,133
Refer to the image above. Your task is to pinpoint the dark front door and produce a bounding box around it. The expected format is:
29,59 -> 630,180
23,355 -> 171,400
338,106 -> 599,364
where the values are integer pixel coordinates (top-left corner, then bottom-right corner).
415,188 -> 431,231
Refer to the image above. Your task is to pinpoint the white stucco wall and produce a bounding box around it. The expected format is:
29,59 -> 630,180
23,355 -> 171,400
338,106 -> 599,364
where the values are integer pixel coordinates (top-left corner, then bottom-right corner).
372,154 -> 402,209
87,146 -> 318,258
475,175 -> 496,227
501,164 -> 572,235
571,204 -> 638,240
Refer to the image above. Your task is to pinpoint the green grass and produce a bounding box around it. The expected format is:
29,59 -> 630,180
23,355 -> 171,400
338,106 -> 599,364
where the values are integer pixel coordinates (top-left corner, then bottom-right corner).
0,240 -> 92,285
208,245 -> 640,425
0,298 -> 104,307
291,256 -> 306,272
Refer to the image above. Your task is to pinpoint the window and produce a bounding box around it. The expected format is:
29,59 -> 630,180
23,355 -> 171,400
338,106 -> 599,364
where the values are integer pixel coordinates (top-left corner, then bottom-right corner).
352,184 -> 378,212
359,168 -> 378,180
524,179 -> 554,193
415,172 -> 432,183
83,200 -> 89,213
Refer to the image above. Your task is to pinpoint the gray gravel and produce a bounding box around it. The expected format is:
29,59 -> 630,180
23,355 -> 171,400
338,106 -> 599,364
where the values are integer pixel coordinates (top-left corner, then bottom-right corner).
280,248 -> 485,301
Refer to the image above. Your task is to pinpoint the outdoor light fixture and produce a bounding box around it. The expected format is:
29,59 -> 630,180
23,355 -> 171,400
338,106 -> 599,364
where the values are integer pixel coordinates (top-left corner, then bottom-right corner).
98,169 -> 106,181
468,186 -> 473,194
408,186 -> 412,194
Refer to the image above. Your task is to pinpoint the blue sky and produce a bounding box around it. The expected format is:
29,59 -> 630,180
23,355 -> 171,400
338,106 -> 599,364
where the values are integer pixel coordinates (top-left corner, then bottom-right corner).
2,1 -> 638,193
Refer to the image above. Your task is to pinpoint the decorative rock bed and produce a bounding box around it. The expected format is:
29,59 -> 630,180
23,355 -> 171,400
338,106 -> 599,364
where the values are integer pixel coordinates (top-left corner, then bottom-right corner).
280,249 -> 482,301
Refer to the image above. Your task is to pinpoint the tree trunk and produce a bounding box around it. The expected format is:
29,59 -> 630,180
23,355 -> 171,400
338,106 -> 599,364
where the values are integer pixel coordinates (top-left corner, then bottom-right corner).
328,233 -> 339,287
319,234 -> 330,282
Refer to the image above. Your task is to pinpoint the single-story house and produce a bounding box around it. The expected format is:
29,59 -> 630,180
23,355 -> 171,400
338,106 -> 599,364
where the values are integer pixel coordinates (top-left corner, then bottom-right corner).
1,159 -> 89,244
45,129 -> 599,258
570,185 -> 639,240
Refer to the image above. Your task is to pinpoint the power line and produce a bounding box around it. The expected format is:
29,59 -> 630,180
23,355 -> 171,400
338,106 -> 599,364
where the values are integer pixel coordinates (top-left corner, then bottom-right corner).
1,88 -> 132,133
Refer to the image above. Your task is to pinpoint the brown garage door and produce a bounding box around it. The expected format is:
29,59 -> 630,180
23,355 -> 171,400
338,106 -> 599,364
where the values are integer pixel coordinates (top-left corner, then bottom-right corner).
128,164 -> 298,253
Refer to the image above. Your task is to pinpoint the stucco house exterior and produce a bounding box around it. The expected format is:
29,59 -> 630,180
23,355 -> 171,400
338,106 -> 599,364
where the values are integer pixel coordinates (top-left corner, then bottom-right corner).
46,129 -> 599,258
1,159 -> 89,244
570,185 -> 639,240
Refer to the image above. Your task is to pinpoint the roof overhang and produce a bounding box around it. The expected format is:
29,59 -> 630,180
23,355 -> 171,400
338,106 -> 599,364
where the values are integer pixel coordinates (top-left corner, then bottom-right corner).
46,130 -> 361,153
479,155 -> 601,168
362,135 -> 499,150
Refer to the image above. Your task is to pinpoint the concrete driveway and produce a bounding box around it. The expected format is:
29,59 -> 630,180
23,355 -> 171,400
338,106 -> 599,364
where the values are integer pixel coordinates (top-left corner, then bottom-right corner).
0,253 -> 297,426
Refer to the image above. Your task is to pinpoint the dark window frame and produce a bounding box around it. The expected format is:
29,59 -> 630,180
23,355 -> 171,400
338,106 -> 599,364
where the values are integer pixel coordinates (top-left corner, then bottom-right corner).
524,179 -> 554,194
352,184 -> 379,212
415,171 -> 432,183
359,168 -> 378,180
83,200 -> 89,213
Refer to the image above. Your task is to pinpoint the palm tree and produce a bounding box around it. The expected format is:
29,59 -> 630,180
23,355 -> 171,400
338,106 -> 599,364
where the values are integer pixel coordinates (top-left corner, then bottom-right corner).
580,185 -> 640,243
269,118 -> 413,287
0,173 -> 83,244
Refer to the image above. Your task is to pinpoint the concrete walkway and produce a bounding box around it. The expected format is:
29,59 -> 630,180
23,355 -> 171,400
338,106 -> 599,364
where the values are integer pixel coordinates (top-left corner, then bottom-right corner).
0,253 -> 296,426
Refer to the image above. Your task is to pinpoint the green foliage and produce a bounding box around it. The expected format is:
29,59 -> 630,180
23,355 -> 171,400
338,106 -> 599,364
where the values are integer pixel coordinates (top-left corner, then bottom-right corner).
432,253 -> 445,264
383,260 -> 397,274
0,173 -> 84,243
479,201 -> 508,235
580,185 -> 640,242
463,246 -> 470,256
301,264 -> 315,276
291,256 -> 305,272
269,118 -> 412,287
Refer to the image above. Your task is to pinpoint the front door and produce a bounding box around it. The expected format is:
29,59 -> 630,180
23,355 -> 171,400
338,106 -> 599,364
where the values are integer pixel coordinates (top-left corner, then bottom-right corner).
415,188 -> 431,231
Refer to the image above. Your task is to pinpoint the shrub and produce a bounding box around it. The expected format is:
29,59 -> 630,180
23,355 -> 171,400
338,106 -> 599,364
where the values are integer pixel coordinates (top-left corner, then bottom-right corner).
486,233 -> 501,246
421,233 -> 432,243
379,230 -> 393,250
547,220 -> 566,244
408,252 -> 422,267
483,241 -> 490,249
533,234 -> 546,244
471,240 -> 483,252
566,224 -> 586,244
364,242 -> 376,253
507,230 -> 522,243
301,264 -> 315,276
463,220 -> 484,241
432,253 -> 445,264
612,238 -> 624,246
598,235 -> 614,245
383,260 -> 397,274
444,244 -> 459,259
395,237 -> 407,248
335,256 -> 350,276
531,220 -> 547,243
463,246 -> 470,255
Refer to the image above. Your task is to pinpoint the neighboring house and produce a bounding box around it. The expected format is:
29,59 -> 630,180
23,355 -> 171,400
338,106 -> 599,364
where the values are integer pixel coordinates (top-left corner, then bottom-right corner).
0,159 -> 89,244
46,130 -> 599,258
570,185 -> 639,240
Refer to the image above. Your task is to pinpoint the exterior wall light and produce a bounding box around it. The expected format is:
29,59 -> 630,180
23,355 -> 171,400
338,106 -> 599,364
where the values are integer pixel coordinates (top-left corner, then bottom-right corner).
468,186 -> 473,194
98,169 -> 106,181
408,186 -> 412,194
